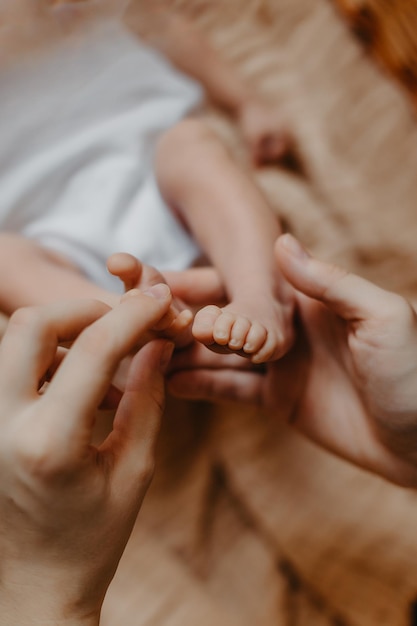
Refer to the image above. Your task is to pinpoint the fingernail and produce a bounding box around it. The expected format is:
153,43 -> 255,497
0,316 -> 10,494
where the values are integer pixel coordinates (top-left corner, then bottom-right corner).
123,288 -> 142,300
281,234 -> 310,259
143,283 -> 171,300
160,341 -> 175,372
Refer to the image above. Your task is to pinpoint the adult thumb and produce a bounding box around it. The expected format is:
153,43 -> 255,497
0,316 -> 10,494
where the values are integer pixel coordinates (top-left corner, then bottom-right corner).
275,234 -> 402,322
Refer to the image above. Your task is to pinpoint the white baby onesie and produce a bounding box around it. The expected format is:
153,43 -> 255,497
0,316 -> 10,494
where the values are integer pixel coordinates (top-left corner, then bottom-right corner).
0,19 -> 203,292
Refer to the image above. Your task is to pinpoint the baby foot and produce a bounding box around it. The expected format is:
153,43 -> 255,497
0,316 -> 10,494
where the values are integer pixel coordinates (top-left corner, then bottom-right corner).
192,299 -> 289,363
107,252 -> 193,348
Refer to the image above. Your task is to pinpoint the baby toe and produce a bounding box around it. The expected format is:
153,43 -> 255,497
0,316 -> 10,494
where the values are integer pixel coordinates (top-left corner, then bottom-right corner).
213,311 -> 237,346
228,316 -> 251,350
251,330 -> 284,364
193,305 -> 222,343
243,321 -> 267,355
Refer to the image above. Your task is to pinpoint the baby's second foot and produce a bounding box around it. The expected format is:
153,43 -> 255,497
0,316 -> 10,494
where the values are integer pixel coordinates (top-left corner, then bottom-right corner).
192,301 -> 289,363
107,252 -> 193,348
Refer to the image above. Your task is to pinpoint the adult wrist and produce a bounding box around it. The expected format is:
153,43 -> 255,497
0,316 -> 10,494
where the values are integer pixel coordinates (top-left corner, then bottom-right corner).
0,602 -> 99,626
0,574 -> 101,626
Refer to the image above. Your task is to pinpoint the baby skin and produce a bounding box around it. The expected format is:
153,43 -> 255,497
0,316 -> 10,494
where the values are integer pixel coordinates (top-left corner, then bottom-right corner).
109,251 -> 291,364
0,233 -> 194,352
0,120 -> 293,364
155,118 -> 295,363
107,251 -> 194,349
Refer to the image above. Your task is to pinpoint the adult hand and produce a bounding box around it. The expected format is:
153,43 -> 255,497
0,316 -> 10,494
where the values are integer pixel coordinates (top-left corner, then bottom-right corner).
169,234 -> 417,487
107,253 -> 196,347
0,287 -> 174,626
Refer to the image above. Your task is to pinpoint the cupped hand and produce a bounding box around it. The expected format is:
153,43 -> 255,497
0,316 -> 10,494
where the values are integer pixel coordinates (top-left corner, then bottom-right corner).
168,235 -> 417,487
0,288 -> 173,624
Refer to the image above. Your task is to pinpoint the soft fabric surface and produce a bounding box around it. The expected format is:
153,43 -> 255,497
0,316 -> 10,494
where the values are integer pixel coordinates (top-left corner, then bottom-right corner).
333,0 -> 417,108
3,1 -> 417,624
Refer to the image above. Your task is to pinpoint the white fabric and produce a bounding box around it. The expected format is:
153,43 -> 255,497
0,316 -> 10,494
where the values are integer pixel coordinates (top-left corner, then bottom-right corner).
0,20 -> 203,291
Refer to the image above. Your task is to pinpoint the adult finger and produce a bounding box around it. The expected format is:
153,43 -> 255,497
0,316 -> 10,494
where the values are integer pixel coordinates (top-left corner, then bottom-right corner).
168,341 -> 264,403
168,342 -> 256,401
164,267 -> 227,307
40,286 -> 172,451
168,342 -> 253,374
0,300 -> 111,402
104,339 -> 173,484
168,366 -> 265,405
275,234 -> 412,323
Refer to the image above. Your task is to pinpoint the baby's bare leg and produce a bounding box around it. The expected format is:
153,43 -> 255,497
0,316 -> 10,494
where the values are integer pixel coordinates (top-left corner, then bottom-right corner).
0,233 -> 119,313
155,119 -> 295,363
0,235 -> 192,349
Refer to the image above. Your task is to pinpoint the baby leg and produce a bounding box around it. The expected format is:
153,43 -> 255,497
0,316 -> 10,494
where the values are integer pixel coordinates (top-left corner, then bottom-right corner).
155,119 -> 295,363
